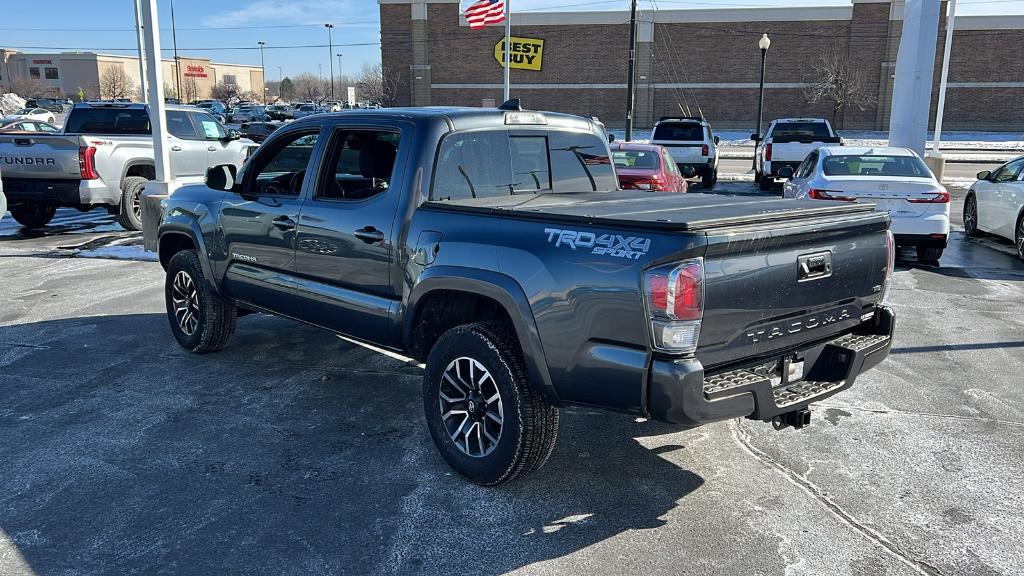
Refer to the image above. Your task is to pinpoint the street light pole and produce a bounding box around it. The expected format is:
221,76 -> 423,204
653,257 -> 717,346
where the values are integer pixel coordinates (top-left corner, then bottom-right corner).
325,23 -> 335,102
752,33 -> 770,171
257,41 -> 266,104
170,0 -> 181,100
625,0 -> 637,141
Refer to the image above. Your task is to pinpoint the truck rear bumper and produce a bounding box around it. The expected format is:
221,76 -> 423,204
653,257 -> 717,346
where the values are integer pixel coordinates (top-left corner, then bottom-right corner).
646,306 -> 894,426
1,177 -> 119,207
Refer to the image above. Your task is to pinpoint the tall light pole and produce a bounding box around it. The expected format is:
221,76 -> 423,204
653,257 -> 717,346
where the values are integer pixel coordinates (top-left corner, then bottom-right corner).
325,23 -> 335,102
625,0 -> 637,141
170,0 -> 181,100
926,0 -> 957,181
752,33 -> 771,170
336,53 -> 343,104
257,41 -> 266,104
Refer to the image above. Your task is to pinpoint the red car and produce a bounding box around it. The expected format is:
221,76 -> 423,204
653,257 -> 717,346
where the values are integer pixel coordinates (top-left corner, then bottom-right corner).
611,142 -> 688,192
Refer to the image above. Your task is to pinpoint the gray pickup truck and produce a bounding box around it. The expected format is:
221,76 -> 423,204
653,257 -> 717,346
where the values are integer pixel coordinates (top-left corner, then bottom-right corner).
155,103 -> 896,485
0,101 -> 253,230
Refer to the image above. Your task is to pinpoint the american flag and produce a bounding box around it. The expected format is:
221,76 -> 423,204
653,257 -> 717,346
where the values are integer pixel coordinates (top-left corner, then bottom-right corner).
464,0 -> 505,30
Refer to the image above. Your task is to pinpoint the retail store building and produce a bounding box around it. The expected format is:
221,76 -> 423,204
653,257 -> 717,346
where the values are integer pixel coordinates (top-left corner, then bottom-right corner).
0,49 -> 264,102
379,0 -> 1024,130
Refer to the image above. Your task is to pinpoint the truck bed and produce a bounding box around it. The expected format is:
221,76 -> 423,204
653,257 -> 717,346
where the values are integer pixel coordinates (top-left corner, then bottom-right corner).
423,190 -> 878,231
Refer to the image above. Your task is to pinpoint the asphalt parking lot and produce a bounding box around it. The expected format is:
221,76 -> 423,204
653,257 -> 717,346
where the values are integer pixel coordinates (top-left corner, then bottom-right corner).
1,182 -> 1022,575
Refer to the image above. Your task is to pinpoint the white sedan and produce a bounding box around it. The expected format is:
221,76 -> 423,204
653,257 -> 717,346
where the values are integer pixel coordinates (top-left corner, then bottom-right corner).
2,107 -> 56,124
782,146 -> 949,261
964,156 -> 1024,260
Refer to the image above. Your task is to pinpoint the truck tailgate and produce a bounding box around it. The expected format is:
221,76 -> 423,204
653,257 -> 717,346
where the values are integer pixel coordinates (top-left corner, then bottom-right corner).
769,142 -> 820,163
651,141 -> 704,164
0,134 -> 83,179
696,210 -> 889,369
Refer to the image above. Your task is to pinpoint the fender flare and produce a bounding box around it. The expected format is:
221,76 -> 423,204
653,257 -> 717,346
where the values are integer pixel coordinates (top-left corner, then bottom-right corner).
157,222 -> 221,296
402,266 -> 560,406
120,159 -> 155,189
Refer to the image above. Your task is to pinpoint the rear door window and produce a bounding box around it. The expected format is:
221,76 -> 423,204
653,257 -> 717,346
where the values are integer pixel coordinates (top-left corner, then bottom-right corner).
653,123 -> 703,141
64,108 -> 151,134
166,110 -> 199,140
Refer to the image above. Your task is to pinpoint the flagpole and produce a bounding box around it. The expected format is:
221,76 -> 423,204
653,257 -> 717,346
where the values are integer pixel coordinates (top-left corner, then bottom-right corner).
503,0 -> 511,101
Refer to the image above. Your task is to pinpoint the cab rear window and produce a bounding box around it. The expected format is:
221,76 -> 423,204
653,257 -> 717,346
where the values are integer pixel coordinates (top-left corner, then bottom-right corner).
653,123 -> 704,141
431,129 -> 615,202
64,108 -> 151,134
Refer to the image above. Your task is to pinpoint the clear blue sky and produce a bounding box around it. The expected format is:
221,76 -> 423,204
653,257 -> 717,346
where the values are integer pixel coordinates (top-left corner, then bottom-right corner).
1,0 -> 1020,81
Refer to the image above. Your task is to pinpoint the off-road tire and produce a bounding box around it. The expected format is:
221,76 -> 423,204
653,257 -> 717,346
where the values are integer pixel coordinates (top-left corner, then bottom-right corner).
963,195 -> 983,237
165,249 -> 237,353
759,174 -> 774,191
423,322 -> 559,486
917,246 -> 944,262
116,176 -> 149,231
10,204 -> 57,228
701,170 -> 717,190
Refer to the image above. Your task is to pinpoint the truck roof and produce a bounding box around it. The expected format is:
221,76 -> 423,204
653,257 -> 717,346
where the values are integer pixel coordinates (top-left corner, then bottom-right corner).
286,106 -> 599,133
72,101 -> 208,114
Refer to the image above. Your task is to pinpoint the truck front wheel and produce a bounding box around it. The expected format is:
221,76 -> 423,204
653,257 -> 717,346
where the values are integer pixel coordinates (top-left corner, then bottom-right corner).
10,205 -> 57,228
164,249 -> 237,353
701,170 -> 718,190
423,322 -> 559,486
116,176 -> 149,231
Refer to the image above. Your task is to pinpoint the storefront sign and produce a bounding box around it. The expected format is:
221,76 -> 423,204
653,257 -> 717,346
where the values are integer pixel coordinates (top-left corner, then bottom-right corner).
32,59 -> 52,65
494,36 -> 544,71
184,65 -> 208,78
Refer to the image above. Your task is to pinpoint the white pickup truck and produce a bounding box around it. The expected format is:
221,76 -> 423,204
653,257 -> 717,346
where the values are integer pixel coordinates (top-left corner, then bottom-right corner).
0,102 -> 254,230
754,118 -> 842,191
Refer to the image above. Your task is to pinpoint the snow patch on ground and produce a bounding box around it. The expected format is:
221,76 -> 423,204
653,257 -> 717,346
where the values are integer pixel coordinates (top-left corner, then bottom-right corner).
75,244 -> 158,262
0,93 -> 26,114
609,128 -> 1024,152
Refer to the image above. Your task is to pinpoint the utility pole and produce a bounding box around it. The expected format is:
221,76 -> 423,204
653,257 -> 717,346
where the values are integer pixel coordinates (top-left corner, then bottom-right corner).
170,0 -> 181,100
257,41 -> 266,104
325,24 -> 335,102
503,0 -> 511,101
625,0 -> 637,141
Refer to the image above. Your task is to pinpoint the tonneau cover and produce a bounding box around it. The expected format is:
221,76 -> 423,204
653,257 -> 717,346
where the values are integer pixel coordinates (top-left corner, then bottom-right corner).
424,190 -> 877,231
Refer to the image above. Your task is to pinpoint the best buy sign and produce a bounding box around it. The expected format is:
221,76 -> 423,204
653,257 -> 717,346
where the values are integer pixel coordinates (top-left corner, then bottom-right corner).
494,36 -> 544,71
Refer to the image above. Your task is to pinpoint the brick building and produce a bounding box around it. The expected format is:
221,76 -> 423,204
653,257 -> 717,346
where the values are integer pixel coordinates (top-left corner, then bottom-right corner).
379,0 -> 1024,130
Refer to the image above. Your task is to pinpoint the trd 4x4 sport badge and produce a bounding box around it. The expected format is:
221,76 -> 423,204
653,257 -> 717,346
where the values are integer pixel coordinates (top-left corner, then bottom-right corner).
544,228 -> 651,260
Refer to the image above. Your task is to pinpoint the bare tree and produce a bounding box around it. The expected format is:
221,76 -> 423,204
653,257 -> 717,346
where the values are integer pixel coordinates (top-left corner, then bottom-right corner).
292,73 -> 327,104
803,49 -> 876,129
163,83 -> 177,99
179,75 -> 199,103
99,66 -> 135,100
210,81 -> 239,103
9,75 -> 50,98
355,63 -> 404,107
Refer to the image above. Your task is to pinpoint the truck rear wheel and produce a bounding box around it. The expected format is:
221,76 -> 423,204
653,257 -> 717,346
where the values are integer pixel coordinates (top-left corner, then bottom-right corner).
116,176 -> 149,231
701,170 -> 717,190
164,249 -> 237,353
10,205 -> 57,228
423,322 -> 559,486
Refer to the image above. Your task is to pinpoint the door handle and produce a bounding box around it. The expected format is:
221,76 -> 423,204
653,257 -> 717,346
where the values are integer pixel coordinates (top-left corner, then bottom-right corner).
354,227 -> 385,244
207,146 -> 217,152
272,216 -> 296,230
170,145 -> 182,152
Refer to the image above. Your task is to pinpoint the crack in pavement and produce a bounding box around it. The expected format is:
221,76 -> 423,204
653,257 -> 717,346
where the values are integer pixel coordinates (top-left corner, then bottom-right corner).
730,420 -> 944,576
813,403 -> 1024,429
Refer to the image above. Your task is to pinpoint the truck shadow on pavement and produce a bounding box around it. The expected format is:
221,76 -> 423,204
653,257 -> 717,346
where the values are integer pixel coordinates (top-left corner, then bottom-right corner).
0,312 -> 705,575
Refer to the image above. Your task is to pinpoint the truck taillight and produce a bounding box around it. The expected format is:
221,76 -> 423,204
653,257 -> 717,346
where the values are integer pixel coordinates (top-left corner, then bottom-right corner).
881,230 -> 895,303
765,143 -> 772,161
701,144 -> 709,156
78,146 -> 98,180
906,188 -> 950,203
644,258 -> 704,354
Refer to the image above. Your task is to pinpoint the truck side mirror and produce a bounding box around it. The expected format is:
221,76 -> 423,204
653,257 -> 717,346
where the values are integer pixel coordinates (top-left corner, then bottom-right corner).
778,166 -> 795,180
713,135 -> 720,145
224,128 -> 240,141
206,164 -> 238,192
607,133 -> 616,143
750,133 -> 760,142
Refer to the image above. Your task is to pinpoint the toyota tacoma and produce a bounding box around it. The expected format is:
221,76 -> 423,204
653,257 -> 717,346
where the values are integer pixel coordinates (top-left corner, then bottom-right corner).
154,103 -> 896,485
